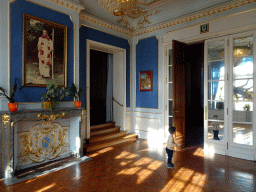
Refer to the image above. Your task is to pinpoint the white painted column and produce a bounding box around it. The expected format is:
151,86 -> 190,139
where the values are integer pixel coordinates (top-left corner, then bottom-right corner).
0,0 -> 11,111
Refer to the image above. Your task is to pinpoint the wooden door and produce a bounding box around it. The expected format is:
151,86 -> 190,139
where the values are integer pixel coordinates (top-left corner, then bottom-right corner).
172,40 -> 187,150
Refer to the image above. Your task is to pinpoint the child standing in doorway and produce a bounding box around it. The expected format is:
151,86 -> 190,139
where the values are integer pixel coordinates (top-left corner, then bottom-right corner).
166,126 -> 179,168
212,115 -> 220,140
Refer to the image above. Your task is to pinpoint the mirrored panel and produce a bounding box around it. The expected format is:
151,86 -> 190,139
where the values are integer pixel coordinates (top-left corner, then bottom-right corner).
169,84 -> 173,99
232,34 -> 253,146
233,57 -> 253,79
208,101 -> 224,120
169,101 -> 173,116
208,120 -> 224,140
233,79 -> 253,101
169,66 -> 172,82
169,117 -> 173,126
208,81 -> 225,100
233,122 -> 252,145
233,35 -> 253,58
207,40 -> 225,60
208,61 -> 225,80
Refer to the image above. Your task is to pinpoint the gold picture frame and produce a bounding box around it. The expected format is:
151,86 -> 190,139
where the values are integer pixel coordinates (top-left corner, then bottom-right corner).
23,14 -> 67,87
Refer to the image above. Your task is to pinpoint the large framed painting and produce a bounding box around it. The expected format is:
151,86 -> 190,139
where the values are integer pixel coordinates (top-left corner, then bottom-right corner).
139,71 -> 153,91
23,14 -> 67,87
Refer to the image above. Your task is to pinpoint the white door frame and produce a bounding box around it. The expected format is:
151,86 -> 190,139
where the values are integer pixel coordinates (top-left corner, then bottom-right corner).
86,39 -> 126,139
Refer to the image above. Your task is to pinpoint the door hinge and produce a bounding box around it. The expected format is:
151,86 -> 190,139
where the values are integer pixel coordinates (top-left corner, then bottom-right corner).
227,108 -> 228,115
227,39 -> 229,46
227,142 -> 228,149
227,74 -> 228,81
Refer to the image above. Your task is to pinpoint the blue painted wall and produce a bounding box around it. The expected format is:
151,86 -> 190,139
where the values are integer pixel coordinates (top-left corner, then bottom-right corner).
136,36 -> 158,108
10,0 -> 74,102
79,26 -> 130,108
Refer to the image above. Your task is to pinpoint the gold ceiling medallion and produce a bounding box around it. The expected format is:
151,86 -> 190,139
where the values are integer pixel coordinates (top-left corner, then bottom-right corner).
98,0 -> 160,30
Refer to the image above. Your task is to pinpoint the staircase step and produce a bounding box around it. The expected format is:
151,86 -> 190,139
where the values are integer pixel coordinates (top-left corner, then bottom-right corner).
90,122 -> 116,130
84,134 -> 138,153
89,131 -> 127,144
90,126 -> 121,137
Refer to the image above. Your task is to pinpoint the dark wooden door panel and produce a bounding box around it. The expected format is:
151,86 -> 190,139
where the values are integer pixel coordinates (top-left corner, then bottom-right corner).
172,40 -> 187,150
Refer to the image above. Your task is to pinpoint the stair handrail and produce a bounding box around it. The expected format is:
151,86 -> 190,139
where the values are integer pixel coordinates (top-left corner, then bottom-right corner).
113,97 -> 123,107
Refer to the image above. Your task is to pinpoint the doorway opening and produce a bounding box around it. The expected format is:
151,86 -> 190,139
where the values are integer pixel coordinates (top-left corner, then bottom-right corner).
86,39 -> 126,136
185,42 -> 204,147
90,50 -> 108,126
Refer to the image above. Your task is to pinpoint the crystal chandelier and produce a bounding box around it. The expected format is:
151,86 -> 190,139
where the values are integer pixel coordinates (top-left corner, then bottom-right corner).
98,0 -> 138,16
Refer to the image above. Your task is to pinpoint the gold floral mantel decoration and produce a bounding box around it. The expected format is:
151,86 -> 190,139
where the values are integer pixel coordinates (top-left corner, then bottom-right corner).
18,121 -> 69,165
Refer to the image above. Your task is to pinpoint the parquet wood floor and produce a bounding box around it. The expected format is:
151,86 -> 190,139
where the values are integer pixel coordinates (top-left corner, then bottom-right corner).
1,139 -> 255,192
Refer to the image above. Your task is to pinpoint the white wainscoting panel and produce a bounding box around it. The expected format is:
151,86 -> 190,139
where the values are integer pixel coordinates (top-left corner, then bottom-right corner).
125,116 -> 132,132
135,116 -> 159,132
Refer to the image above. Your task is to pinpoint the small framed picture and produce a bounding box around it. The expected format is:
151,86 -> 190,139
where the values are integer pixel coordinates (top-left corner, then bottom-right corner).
139,71 -> 153,91
200,23 -> 209,34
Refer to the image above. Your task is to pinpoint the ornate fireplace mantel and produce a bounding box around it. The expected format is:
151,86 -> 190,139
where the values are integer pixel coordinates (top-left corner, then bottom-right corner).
0,108 -> 86,178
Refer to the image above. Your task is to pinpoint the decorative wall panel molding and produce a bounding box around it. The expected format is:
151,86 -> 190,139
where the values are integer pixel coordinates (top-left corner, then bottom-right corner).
135,116 -> 159,132
126,116 -> 132,131
80,0 -> 256,36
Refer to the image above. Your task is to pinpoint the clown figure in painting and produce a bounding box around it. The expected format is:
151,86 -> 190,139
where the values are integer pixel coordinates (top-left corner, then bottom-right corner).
38,30 -> 53,78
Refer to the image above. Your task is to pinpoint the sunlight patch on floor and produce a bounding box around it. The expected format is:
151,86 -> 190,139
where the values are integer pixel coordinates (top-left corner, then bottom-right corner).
115,151 -> 131,159
193,148 -> 204,157
116,150 -> 164,184
204,144 -> 215,159
147,160 -> 163,170
133,157 -> 152,166
35,183 -> 56,192
117,167 -> 142,175
160,168 -> 207,192
89,147 -> 114,157
137,169 -> 153,184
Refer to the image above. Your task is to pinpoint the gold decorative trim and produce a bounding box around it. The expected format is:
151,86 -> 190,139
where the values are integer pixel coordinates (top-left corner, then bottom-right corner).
19,121 -> 69,163
48,0 -> 84,13
36,112 -> 66,121
2,114 -> 10,126
80,0 -> 256,36
205,105 -> 208,120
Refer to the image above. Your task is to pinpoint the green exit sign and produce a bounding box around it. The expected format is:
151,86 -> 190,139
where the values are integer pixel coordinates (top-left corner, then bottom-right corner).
200,23 -> 209,33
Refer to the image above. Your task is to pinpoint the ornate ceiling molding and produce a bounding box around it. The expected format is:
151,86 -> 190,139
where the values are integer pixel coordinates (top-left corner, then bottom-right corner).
80,13 -> 133,36
133,0 -> 256,36
80,0 -> 256,37
138,0 -> 160,5
48,0 -> 85,12
117,8 -> 161,31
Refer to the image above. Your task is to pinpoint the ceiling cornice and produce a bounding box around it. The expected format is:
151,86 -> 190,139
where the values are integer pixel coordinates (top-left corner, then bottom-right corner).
80,13 -> 133,36
48,0 -> 85,12
80,0 -> 256,37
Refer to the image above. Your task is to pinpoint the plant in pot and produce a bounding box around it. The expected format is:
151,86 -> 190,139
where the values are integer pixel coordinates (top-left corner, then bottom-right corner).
69,83 -> 83,108
0,78 -> 31,111
41,80 -> 69,111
